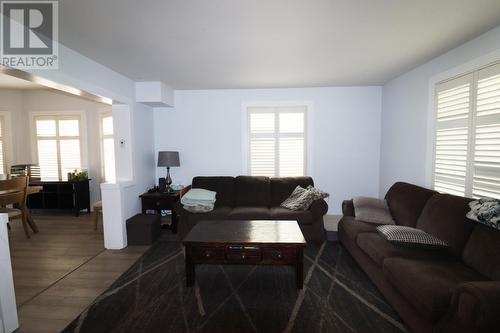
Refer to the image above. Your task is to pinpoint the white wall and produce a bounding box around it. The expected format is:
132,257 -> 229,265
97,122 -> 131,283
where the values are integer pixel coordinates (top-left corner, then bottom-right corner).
154,87 -> 382,214
0,88 -> 111,206
379,26 -> 500,196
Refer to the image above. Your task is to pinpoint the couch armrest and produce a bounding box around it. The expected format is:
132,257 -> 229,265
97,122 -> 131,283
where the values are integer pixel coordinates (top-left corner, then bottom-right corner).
309,199 -> 328,218
342,199 -> 355,217
441,281 -> 500,332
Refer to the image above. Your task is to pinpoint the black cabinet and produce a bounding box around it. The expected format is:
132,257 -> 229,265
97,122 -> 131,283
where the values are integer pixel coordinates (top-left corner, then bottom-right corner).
28,179 -> 91,216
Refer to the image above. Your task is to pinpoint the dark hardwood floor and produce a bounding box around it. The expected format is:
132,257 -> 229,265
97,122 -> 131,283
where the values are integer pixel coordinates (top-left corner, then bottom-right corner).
8,213 -> 149,333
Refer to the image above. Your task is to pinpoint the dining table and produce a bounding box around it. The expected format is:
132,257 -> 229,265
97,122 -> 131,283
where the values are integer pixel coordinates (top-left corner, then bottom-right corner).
0,184 -> 42,234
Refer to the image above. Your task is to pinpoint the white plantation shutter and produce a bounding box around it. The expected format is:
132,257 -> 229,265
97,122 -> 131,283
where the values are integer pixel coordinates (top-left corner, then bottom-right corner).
250,137 -> 275,177
59,139 -> 81,177
101,113 -> 116,182
37,139 -> 59,180
248,106 -> 306,177
472,63 -> 500,199
433,61 -> 500,199
433,74 -> 472,196
35,116 -> 82,181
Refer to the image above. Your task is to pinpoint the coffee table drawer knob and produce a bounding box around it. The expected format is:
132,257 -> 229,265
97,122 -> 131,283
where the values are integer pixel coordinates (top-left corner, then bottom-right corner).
205,251 -> 211,258
241,254 -> 246,260
277,252 -> 283,259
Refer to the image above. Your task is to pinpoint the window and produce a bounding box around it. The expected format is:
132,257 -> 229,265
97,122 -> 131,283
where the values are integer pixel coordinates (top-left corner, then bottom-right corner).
433,61 -> 500,199
0,116 -> 6,175
34,115 -> 82,181
248,106 -> 307,177
100,112 -> 115,182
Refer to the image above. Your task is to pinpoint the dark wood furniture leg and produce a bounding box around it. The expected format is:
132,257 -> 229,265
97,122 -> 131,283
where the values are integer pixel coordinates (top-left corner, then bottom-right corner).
26,211 -> 39,233
185,246 -> 195,287
171,212 -> 178,234
296,248 -> 304,289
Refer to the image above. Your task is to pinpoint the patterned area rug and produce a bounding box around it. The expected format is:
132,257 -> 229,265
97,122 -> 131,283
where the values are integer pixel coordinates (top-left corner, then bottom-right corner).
62,240 -> 407,333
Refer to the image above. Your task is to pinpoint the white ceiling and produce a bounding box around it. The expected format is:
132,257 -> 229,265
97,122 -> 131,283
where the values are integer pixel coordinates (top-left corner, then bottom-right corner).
0,73 -> 44,89
59,0 -> 500,89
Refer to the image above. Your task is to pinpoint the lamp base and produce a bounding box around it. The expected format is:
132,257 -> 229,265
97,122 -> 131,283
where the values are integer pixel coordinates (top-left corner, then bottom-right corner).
165,167 -> 173,193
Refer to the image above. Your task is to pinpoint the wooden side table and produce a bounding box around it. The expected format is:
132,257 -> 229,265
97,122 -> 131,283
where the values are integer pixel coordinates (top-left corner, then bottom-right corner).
139,191 -> 180,233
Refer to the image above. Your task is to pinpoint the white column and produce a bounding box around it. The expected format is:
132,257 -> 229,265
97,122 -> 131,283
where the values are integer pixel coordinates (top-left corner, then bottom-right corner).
0,213 -> 18,333
101,182 -> 129,249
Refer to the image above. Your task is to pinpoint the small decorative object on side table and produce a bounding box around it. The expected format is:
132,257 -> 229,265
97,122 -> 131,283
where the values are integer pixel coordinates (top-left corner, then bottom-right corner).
139,190 -> 180,233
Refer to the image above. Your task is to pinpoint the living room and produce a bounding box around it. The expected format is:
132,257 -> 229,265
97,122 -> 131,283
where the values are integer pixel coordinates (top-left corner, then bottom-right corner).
0,1 -> 499,333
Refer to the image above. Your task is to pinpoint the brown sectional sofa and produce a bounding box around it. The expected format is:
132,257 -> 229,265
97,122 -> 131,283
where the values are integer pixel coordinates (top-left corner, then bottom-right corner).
174,176 -> 328,241
339,182 -> 500,333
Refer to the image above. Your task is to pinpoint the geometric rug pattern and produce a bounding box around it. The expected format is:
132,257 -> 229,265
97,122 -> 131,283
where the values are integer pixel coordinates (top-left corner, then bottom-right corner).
62,240 -> 407,333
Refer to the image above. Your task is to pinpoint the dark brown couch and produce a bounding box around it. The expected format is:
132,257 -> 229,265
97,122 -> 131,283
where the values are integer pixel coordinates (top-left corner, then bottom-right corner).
339,182 -> 500,333
174,176 -> 328,241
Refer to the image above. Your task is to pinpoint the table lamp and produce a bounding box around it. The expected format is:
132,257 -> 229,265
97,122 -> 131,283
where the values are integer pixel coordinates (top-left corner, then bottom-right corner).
157,151 -> 180,193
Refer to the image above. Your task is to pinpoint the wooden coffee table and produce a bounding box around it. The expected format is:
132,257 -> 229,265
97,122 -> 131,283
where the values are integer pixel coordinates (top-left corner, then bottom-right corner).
183,220 -> 307,289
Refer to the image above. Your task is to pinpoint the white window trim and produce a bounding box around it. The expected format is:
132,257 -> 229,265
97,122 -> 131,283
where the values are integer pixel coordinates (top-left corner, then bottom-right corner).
29,110 -> 88,180
0,111 -> 13,174
241,101 -> 313,176
430,58 -> 500,196
426,49 -> 500,187
99,110 -> 115,183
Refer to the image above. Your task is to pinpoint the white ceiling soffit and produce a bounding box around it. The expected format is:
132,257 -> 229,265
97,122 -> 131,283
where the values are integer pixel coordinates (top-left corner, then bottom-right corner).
59,0 -> 500,89
0,72 -> 44,89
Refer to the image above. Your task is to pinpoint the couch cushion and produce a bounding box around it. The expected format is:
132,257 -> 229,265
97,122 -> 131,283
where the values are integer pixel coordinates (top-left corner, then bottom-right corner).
416,194 -> 475,257
270,207 -> 313,225
270,177 -> 314,206
228,206 -> 271,219
192,176 -> 235,207
357,232 -> 450,266
383,257 -> 487,322
235,176 -> 271,206
186,206 -> 232,224
463,224 -> 500,280
338,216 -> 378,243
385,182 -> 437,227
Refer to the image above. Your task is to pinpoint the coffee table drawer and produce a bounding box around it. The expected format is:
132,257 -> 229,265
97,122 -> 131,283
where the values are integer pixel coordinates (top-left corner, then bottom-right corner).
225,247 -> 262,264
190,246 -> 225,262
262,248 -> 297,264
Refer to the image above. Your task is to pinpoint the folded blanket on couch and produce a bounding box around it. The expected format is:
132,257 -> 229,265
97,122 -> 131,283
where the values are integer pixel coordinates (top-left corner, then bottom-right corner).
181,188 -> 217,213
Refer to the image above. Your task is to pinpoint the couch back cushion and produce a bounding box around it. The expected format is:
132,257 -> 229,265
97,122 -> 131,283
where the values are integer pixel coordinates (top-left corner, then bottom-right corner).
270,177 -> 314,206
192,176 -> 235,207
463,224 -> 500,280
416,194 -> 475,257
235,176 -> 271,206
385,182 -> 437,227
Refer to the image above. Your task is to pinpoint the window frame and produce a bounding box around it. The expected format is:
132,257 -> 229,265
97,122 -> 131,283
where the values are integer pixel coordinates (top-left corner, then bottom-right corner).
431,60 -> 500,198
0,112 -> 13,175
243,103 -> 310,177
99,110 -> 115,183
30,111 -> 87,181
0,113 -> 9,175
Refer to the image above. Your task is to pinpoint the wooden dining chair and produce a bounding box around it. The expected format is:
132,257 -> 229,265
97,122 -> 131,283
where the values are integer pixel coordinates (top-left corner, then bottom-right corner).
0,176 -> 30,238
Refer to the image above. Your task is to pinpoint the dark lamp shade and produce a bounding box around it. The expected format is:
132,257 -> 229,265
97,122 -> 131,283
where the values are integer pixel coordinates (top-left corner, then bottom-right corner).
157,151 -> 180,167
